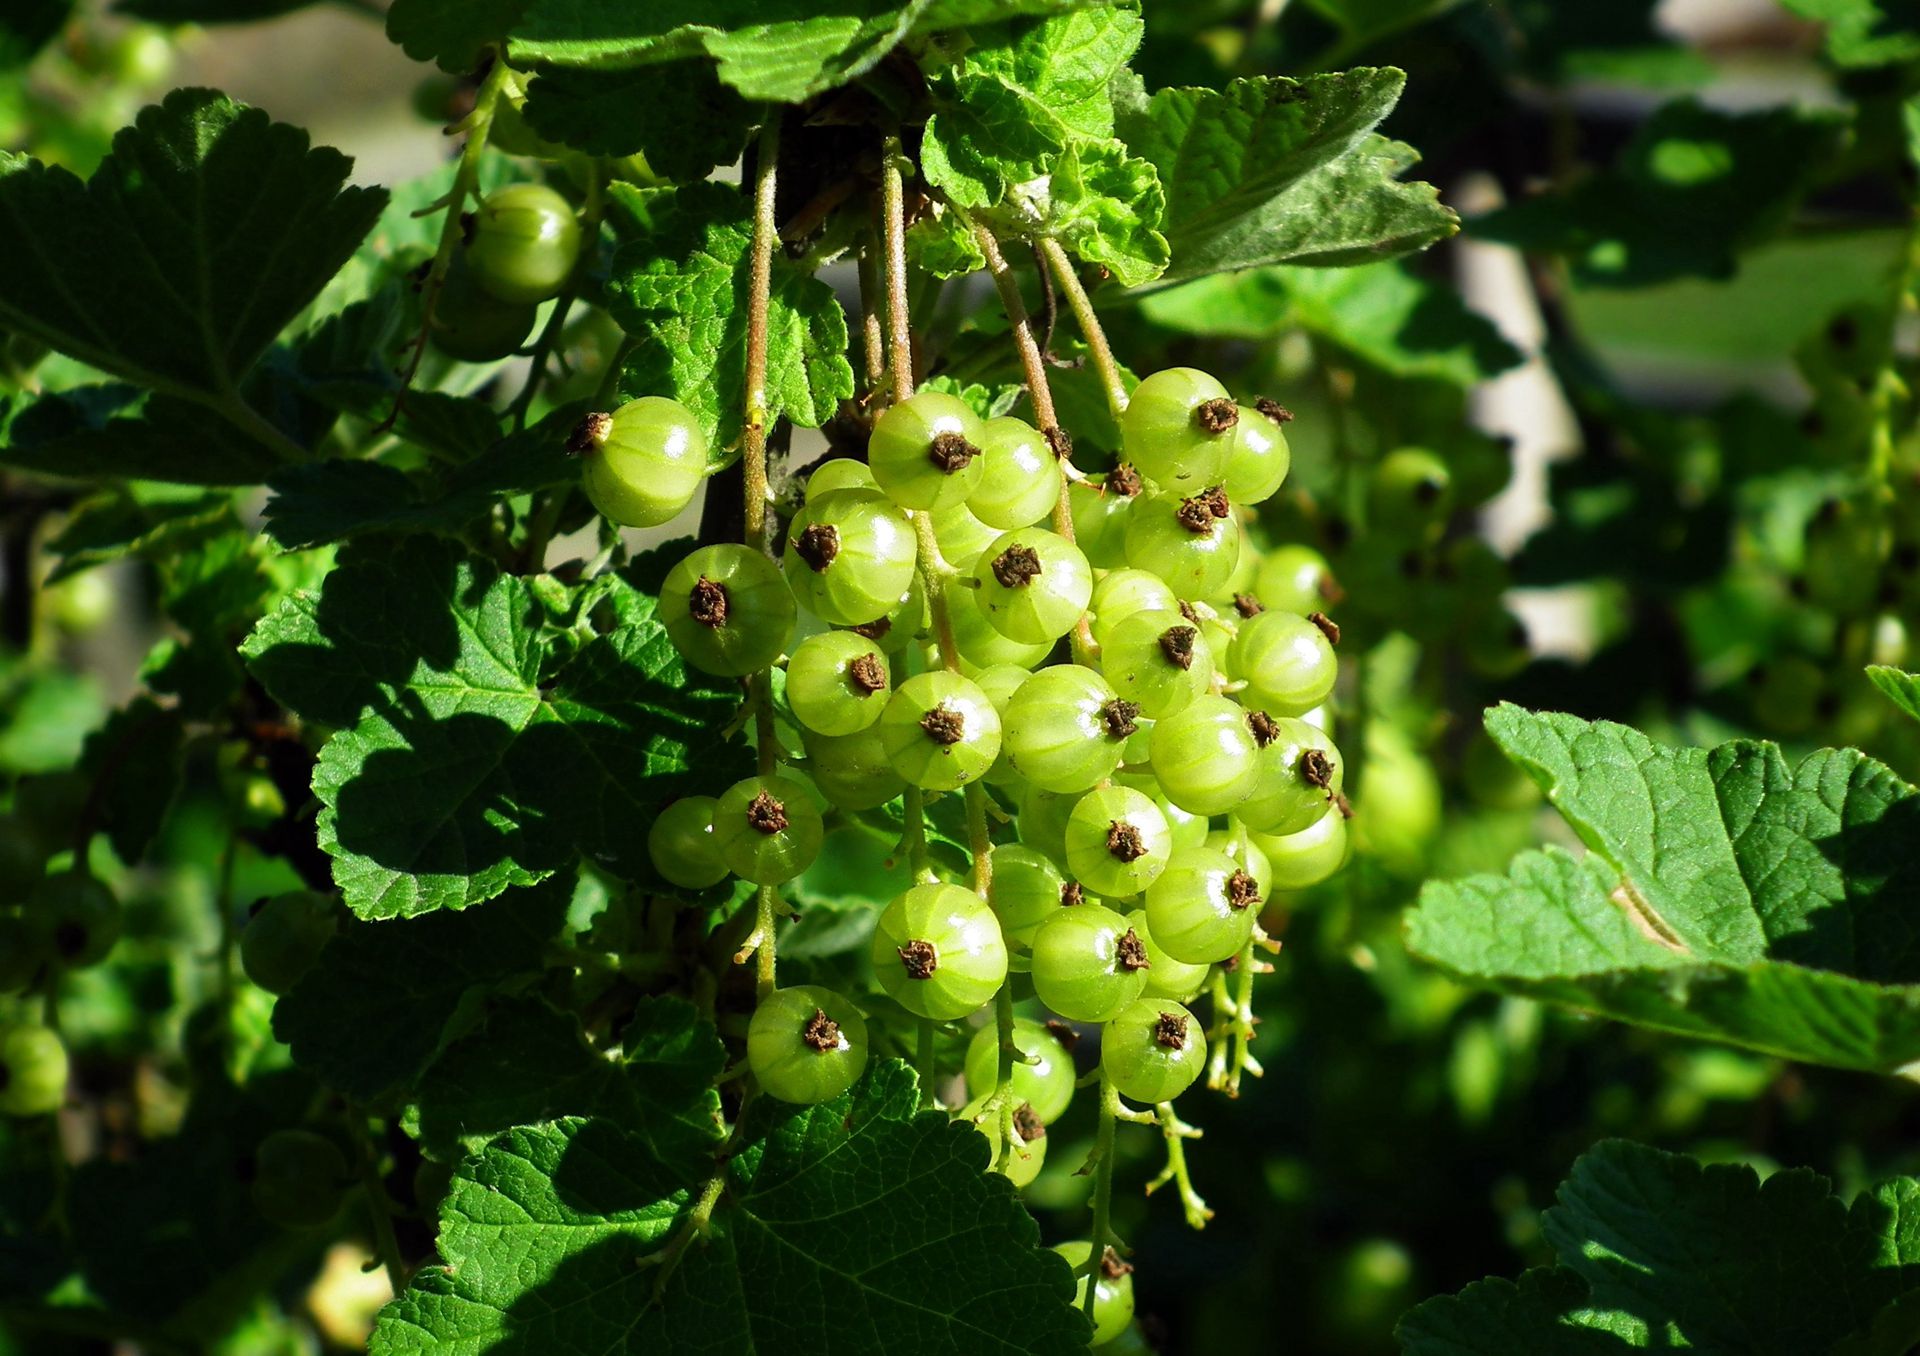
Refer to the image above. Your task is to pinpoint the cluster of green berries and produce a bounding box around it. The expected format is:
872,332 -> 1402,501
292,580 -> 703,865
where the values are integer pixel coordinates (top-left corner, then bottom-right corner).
430,182 -> 582,363
0,855 -> 125,1118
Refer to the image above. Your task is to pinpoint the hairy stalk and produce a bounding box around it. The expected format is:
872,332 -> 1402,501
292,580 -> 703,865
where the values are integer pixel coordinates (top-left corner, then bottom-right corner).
880,134 -> 915,403
1038,239 -> 1127,419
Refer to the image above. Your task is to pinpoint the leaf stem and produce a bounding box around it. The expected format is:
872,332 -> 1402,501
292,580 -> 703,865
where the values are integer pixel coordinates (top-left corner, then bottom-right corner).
1038,239 -> 1127,419
880,135 -> 915,404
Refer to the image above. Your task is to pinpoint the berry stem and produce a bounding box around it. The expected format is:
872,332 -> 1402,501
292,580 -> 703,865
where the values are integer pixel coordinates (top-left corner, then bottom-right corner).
742,114 -> 782,557
352,1113 -> 408,1294
1038,238 -> 1127,419
1146,1102 -> 1213,1230
505,159 -> 606,433
753,885 -> 778,999
880,134 -> 915,405
856,241 -> 888,412
1080,1073 -> 1123,1321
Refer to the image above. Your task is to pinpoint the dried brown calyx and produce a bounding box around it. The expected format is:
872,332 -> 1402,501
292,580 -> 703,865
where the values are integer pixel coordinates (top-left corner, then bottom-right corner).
1307,611 -> 1341,646
1175,486 -> 1230,533
1158,624 -> 1197,671
1300,748 -> 1334,792
1013,1103 -> 1046,1141
1044,425 -> 1073,460
1116,927 -> 1150,971
927,431 -> 978,473
1246,710 -> 1280,747
802,1008 -> 842,1052
897,938 -> 939,979
1195,398 -> 1239,434
1060,881 -> 1084,908
847,652 -> 887,693
567,410 -> 612,453
1045,1019 -> 1081,1048
1100,1248 -> 1135,1279
1254,397 -> 1294,425
793,522 -> 840,572
1153,1010 -> 1190,1049
990,543 -> 1043,588
1106,820 -> 1146,862
851,616 -> 892,642
746,790 -> 788,835
1104,463 -> 1144,498
1226,870 -> 1261,911
1101,699 -> 1141,739
920,705 -> 966,745
689,577 -> 729,629
1233,593 -> 1264,618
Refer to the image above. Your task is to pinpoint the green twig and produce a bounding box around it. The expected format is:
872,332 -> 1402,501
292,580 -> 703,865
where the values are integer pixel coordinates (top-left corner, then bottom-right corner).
1038,238 -> 1126,419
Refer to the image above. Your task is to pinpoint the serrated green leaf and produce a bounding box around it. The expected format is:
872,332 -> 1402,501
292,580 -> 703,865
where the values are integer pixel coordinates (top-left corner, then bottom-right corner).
1045,138 -> 1168,287
241,536 -> 745,918
274,877 -> 569,1098
607,182 -> 853,450
44,484 -> 234,583
0,385 -> 290,485
1398,1140 -> 1920,1354
906,206 -> 988,279
1779,0 -> 1920,68
386,0 -> 527,72
1868,666 -> 1920,726
1407,705 -> 1920,1071
76,698 -> 184,864
519,61 -> 751,177
373,1061 -> 1090,1355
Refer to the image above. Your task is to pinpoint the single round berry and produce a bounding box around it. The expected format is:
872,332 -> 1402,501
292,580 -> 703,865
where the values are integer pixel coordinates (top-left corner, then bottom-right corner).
1089,568 -> 1180,649
710,775 -> 823,885
783,489 -> 918,626
577,397 -> 709,528
250,1128 -> 351,1229
1205,829 -> 1272,898
1254,807 -> 1351,890
1236,716 -> 1344,836
430,253 -> 537,361
973,528 -> 1093,645
29,871 -> 121,970
786,631 -> 893,736
871,882 -> 1008,1020
869,392 -> 987,511
1147,695 -> 1260,815
986,843 -> 1071,946
1099,610 -> 1212,719
660,544 -> 796,677
1122,367 -> 1237,491
1101,998 -> 1206,1103
1368,447 -> 1453,541
808,458 -> 879,498
1125,909 -> 1210,1003
972,664 -> 1033,784
1067,469 -> 1144,569
1030,902 -> 1150,1023
1223,402 -> 1292,504
1018,784 -> 1078,865
1002,665 -> 1131,794
968,416 -> 1062,529
1123,489 -> 1241,600
1064,785 -> 1172,898
947,579 -> 1053,674
963,1016 -> 1077,1123
1054,1241 -> 1136,1346
1142,846 -> 1259,965
1232,610 -> 1338,717
932,502 -> 1001,573
960,1094 -> 1049,1187
239,890 -> 336,995
646,796 -> 729,889
0,1023 -> 67,1117
802,724 -> 908,811
1117,773 -> 1209,854
748,986 -> 870,1104
1254,545 -> 1340,617
878,671 -> 1002,791
464,183 -> 581,304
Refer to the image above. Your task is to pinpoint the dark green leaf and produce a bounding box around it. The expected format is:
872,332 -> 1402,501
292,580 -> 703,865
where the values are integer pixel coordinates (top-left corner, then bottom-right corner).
76,698 -> 184,864
0,385 -> 288,484
387,0 -> 527,72
519,62 -> 752,177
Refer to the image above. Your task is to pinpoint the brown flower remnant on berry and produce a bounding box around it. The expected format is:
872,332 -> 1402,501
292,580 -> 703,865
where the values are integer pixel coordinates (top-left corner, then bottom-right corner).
1105,464 -> 1143,497
689,577 -> 729,628
1176,486 -> 1230,533
1153,1010 -> 1189,1049
1100,1248 -> 1135,1279
1246,710 -> 1280,747
1101,699 -> 1140,739
1233,593 -> 1264,618
746,791 -> 788,834
1307,611 -> 1341,646
1195,398 -> 1239,434
851,616 -> 892,641
567,411 -> 612,453
1178,600 -> 1201,623
1106,820 -> 1146,862
1045,1018 -> 1080,1048
1060,881 -> 1084,908
848,652 -> 887,693
927,431 -> 978,473
920,705 -> 966,745
793,522 -> 840,571
1116,928 -> 1150,971
991,543 -> 1043,588
1014,1103 -> 1046,1141
897,938 -> 939,979
1158,625 -> 1197,670
802,1008 -> 842,1052
1254,397 -> 1294,425
1226,870 -> 1261,911
1300,748 -> 1334,792
1044,425 -> 1073,460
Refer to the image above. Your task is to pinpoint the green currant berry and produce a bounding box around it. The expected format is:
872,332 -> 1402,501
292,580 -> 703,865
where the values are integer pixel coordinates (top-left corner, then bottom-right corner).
1018,784 -> 1077,865
786,632 -> 892,736
1123,489 -> 1242,600
1030,902 -> 1151,1022
29,872 -> 121,970
464,183 -> 581,304
1147,695 -> 1259,816
430,253 -> 536,362
646,796 -> 729,889
1064,785 -> 1171,899
987,843 -> 1071,946
1089,568 -> 1180,649
1003,665 -> 1134,794
1101,998 -> 1206,1103
948,578 -> 1053,674
1125,909 -> 1210,1003
1352,722 -> 1441,876
1223,402 -> 1292,504
1253,807 -> 1350,890
932,502 -> 1001,573
711,775 -> 823,885
1068,468 -> 1144,569
1122,367 -> 1237,491
960,1095 -> 1049,1187
808,458 -> 879,498
1463,609 -> 1532,680
250,1128 -> 350,1229
973,528 -> 1093,645
879,671 -> 1002,790
748,985 -> 869,1104
1231,611 -> 1338,717
973,664 -> 1033,785
969,417 -> 1062,529
1205,828 -> 1272,898
802,724 -> 908,811
855,572 -> 929,656
1100,611 -> 1212,719
239,890 -> 335,995
1142,846 -> 1259,965
660,544 -> 796,677
577,397 -> 709,529
1368,447 -> 1453,541
963,1016 -> 1077,1122
869,392 -> 987,511
1053,1242 -> 1135,1348
0,1023 -> 67,1117
1237,715 -> 1343,836
871,882 -> 1008,1020
784,489 -> 918,626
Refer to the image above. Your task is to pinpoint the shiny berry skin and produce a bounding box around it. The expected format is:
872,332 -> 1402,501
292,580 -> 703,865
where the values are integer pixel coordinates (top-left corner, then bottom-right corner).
29,871 -> 121,969
1237,716 -> 1344,836
1002,665 -> 1132,794
1125,909 -> 1210,1003
660,544 -> 796,677
871,882 -> 1008,1020
1147,695 -> 1259,815
1231,611 -> 1338,717
1142,846 -> 1259,965
968,416 -> 1062,529
250,1129 -> 350,1229
960,1094 -> 1049,1186
1017,784 -> 1078,865
1223,403 -> 1292,504
577,397 -> 709,528
878,671 -> 1002,791
932,502 -> 1000,573
973,528 -> 1093,644
1067,472 -> 1142,569
1030,902 -> 1150,1022
430,254 -> 537,361
986,843 -> 1070,946
0,1023 -> 67,1117
947,579 -> 1053,674
786,631 -> 892,736
1099,610 -> 1212,718
1123,490 -> 1242,600
801,724 -> 907,811
1253,807 -> 1351,890
963,1016 -> 1077,1123
1064,785 -> 1172,898
1205,829 -> 1272,897
783,489 -> 918,626
1255,544 -> 1339,616
239,890 -> 336,995
646,796 -> 729,889
808,458 -> 879,498
1101,998 -> 1206,1103
971,664 -> 1033,784
1121,367 -> 1237,491
464,183 -> 582,304
710,775 -> 823,885
1089,568 -> 1180,649
1368,447 -> 1453,540
869,392 -> 988,510
1116,774 -> 1208,854
748,985 -> 869,1104
1054,1242 -> 1135,1347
